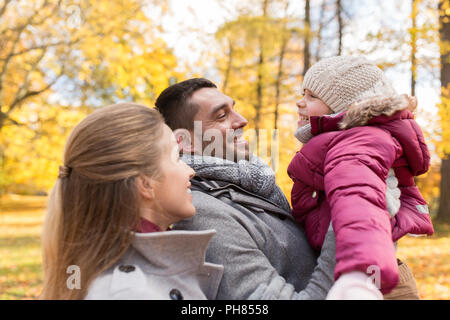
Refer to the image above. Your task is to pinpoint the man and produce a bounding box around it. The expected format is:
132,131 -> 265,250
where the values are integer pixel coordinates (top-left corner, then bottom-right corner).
155,78 -> 336,299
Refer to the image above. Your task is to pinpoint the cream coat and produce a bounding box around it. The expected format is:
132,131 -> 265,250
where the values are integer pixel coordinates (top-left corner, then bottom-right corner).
85,229 -> 224,300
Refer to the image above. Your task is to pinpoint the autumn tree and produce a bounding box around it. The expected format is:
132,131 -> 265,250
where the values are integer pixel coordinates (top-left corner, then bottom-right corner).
411,0 -> 419,96
0,0 -> 75,130
303,0 -> 311,75
213,0 -> 304,196
0,0 -> 179,193
0,0 -> 178,130
437,0 -> 450,221
215,0 -> 303,127
336,0 -> 344,55
334,0 -> 352,55
308,0 -> 352,60
313,0 -> 329,62
71,1 -> 180,106
353,1 -> 438,76
0,104 -> 89,193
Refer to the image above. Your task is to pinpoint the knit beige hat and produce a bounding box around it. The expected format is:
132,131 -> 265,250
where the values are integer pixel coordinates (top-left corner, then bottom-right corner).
301,56 -> 396,113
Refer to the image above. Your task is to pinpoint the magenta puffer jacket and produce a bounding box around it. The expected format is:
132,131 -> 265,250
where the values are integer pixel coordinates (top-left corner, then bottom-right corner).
287,95 -> 434,294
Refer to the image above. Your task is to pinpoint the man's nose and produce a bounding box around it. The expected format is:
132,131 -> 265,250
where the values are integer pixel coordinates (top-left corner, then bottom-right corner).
231,110 -> 248,129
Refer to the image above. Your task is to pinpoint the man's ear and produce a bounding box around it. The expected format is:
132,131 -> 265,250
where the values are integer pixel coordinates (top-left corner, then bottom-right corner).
136,175 -> 155,200
173,128 -> 196,154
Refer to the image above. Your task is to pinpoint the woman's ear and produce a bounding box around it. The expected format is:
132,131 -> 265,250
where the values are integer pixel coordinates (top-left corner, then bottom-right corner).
136,175 -> 155,200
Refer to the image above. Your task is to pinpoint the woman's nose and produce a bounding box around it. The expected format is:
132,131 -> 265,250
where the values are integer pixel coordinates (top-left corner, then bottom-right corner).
187,165 -> 195,179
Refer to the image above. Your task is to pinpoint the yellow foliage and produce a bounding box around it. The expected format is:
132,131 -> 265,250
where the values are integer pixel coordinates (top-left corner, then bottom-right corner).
416,165 -> 442,215
0,104 -> 89,193
0,0 -> 180,193
214,12 -> 304,203
437,85 -> 450,156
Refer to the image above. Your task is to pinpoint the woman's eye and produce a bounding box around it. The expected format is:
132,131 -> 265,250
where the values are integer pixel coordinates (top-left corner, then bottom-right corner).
218,113 -> 226,119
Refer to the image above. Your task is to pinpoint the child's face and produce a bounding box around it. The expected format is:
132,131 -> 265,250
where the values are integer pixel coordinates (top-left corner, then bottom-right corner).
296,89 -> 333,128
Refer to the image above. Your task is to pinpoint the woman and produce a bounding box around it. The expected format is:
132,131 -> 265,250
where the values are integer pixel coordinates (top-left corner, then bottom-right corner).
40,103 -> 223,299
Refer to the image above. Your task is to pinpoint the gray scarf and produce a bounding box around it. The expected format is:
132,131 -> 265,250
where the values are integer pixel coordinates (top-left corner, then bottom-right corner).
294,123 -> 314,143
181,154 -> 291,213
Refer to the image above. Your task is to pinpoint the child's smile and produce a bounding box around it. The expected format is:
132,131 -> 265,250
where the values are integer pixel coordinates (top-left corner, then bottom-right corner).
296,89 -> 332,128
297,114 -> 310,127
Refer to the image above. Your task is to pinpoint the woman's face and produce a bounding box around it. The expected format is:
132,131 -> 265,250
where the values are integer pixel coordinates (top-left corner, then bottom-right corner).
295,89 -> 332,128
151,125 -> 196,224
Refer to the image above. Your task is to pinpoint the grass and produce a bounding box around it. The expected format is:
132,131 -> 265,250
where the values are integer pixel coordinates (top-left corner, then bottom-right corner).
0,194 -> 45,300
396,223 -> 450,299
0,194 -> 449,300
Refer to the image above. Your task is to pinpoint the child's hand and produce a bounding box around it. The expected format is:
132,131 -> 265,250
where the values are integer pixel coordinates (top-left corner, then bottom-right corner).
326,271 -> 383,300
403,94 -> 417,112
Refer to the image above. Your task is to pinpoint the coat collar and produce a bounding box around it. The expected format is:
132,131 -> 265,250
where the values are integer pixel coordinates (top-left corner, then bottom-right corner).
340,94 -> 416,129
310,112 -> 345,136
128,229 -> 216,274
310,95 -> 416,136
309,94 -> 428,176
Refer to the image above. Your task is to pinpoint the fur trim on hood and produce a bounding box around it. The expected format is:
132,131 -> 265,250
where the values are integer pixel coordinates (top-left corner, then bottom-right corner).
339,94 -> 417,130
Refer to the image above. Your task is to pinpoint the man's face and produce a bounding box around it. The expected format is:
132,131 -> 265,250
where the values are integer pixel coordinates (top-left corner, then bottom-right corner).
188,87 -> 249,162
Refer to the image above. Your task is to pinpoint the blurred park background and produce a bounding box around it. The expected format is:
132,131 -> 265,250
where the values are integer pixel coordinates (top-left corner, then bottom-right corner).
0,0 -> 449,299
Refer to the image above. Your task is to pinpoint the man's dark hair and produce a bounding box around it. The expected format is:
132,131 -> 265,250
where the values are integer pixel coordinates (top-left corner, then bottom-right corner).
155,78 -> 217,130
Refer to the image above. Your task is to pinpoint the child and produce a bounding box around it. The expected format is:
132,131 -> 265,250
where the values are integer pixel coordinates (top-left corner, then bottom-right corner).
287,56 -> 434,299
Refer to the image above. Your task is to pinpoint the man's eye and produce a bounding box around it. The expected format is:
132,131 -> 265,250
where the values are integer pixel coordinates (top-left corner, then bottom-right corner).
218,113 -> 226,119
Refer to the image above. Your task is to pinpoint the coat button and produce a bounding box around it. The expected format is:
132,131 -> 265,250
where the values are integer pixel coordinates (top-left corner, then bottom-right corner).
312,191 -> 317,198
169,288 -> 184,300
118,265 -> 135,273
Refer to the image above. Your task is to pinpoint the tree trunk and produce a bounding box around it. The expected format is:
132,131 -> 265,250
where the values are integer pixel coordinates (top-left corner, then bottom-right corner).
437,0 -> 450,222
0,112 -> 5,131
411,0 -> 418,96
303,0 -> 311,76
437,158 -> 450,221
255,47 -> 264,137
254,0 -> 269,138
314,0 -> 326,62
222,40 -> 234,94
274,44 -> 285,132
337,0 -> 343,55
274,1 -> 289,131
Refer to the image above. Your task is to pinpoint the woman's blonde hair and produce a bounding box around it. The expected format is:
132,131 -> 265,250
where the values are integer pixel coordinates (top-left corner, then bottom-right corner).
40,103 -> 165,299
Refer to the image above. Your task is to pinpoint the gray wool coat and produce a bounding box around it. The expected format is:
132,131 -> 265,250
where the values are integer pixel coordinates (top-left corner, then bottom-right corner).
85,230 -> 224,300
173,181 -> 336,300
